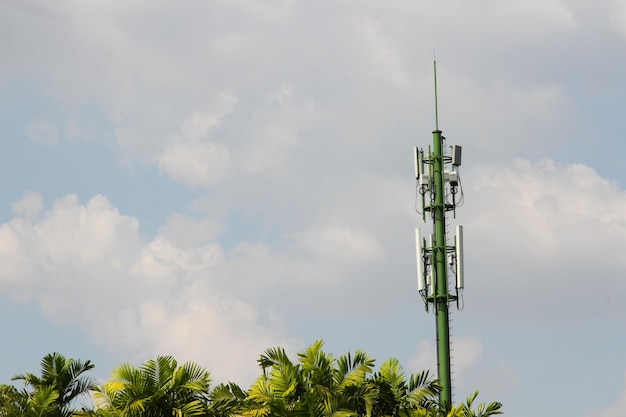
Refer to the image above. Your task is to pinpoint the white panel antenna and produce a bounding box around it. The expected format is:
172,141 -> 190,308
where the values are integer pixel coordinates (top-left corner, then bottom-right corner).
415,228 -> 426,292
451,145 -> 462,166
455,225 -> 464,289
428,234 -> 435,296
414,147 -> 420,179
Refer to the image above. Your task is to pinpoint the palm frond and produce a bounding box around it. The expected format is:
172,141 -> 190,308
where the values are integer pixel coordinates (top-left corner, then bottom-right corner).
178,399 -> 207,417
378,358 -> 406,392
211,382 -> 246,402
298,340 -> 328,371
269,363 -> 300,398
110,363 -> 137,385
458,391 -> 502,417
336,350 -> 374,389
29,385 -> 59,415
259,347 -> 294,371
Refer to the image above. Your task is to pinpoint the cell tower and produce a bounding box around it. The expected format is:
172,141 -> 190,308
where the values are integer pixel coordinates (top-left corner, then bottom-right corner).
413,60 -> 464,406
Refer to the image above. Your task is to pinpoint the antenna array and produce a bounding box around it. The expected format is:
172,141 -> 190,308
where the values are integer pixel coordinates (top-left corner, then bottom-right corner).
413,60 -> 465,407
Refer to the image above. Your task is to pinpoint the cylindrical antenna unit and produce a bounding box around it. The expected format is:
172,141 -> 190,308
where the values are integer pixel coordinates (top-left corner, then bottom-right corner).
455,225 -> 464,289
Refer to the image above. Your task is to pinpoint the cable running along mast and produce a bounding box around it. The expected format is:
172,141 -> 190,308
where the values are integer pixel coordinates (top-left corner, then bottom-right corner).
413,60 -> 465,407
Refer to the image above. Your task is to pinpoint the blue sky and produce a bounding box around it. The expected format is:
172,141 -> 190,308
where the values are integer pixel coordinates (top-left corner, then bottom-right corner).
2,1 -> 626,416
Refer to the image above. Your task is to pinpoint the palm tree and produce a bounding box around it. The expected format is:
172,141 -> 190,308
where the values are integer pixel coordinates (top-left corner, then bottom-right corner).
245,340 -> 377,417
302,343 -> 377,416
421,391 -> 502,417
206,382 -> 248,417
0,383 -> 62,417
370,358 -> 440,417
22,386 -> 60,417
12,352 -> 95,417
452,391 -> 502,417
0,384 -> 24,416
245,345 -> 301,417
92,355 -> 211,417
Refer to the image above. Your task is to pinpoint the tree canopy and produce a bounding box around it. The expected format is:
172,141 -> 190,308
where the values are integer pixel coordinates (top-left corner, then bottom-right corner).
1,342 -> 502,417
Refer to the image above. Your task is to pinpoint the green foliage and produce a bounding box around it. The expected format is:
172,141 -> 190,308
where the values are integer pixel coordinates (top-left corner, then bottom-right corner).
92,355 -> 211,417
244,340 -> 441,417
25,386 -> 60,417
454,391 -> 502,417
421,391 -> 502,417
0,385 -> 60,417
1,342 -> 504,417
10,352 -> 95,417
207,382 -> 247,417
370,358 -> 440,417
0,384 -> 24,416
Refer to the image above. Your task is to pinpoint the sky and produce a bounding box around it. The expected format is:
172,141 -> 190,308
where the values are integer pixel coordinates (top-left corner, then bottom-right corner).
1,1 -> 626,416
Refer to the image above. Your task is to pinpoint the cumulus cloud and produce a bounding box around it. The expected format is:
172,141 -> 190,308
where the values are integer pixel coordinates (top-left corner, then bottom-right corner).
464,158 -> 626,319
2,0 -> 602,182
238,86 -> 315,175
12,191 -> 44,220
157,141 -> 232,187
0,192 -> 292,383
27,120 -> 59,145
408,336 -> 520,399
470,159 -> 626,254
609,0 -> 626,39
408,337 -> 484,388
408,341 -> 436,374
452,337 -> 483,387
587,372 -> 626,417
295,225 -> 385,262
154,94 -> 237,187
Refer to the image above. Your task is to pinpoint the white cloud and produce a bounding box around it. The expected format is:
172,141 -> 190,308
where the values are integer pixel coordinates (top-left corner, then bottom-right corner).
0,192 -> 292,384
158,214 -> 224,248
65,116 -> 101,141
459,158 -> 626,320
482,0 -> 578,43
2,0 -> 594,182
469,159 -> 626,263
587,372 -> 626,417
440,76 -> 580,160
408,341 -> 436,374
155,95 -> 237,187
408,336 -> 519,400
471,361 -> 520,400
239,86 -> 314,175
12,191 -> 43,220
179,98 -> 238,142
408,337 -> 483,388
609,0 -> 626,39
157,141 -> 232,187
452,337 -> 483,387
296,225 -> 385,262
27,120 -> 58,145
131,235 -> 218,280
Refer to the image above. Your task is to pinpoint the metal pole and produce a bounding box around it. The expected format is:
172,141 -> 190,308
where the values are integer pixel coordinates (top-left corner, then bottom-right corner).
432,128 -> 452,406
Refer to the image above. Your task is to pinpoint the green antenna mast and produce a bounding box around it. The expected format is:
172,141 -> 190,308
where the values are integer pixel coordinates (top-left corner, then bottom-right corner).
413,59 -> 464,407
